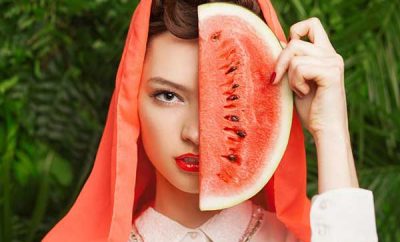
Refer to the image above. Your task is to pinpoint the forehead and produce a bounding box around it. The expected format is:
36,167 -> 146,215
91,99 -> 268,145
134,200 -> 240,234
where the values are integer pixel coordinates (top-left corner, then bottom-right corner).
144,32 -> 199,88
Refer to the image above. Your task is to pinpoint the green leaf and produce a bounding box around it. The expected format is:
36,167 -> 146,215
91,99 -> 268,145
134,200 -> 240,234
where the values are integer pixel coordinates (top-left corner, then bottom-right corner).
0,76 -> 18,94
50,157 -> 73,187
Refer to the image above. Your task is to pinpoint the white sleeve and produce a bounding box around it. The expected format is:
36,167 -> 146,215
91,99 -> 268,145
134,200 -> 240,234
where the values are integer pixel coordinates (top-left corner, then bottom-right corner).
310,187 -> 378,242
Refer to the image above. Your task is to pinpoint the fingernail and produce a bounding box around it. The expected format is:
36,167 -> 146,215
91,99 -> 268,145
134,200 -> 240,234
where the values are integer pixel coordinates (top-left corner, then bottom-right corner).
270,72 -> 276,84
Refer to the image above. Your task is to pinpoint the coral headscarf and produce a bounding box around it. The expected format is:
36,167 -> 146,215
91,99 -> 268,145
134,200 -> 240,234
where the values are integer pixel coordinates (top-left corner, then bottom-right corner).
42,0 -> 311,241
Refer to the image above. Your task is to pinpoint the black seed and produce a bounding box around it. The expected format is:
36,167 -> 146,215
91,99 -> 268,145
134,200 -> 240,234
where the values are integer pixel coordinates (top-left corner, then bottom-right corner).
221,154 -> 238,162
224,115 -> 240,122
228,154 -> 237,161
225,66 -> 237,75
232,84 -> 239,89
236,130 -> 247,138
226,94 -> 239,101
231,115 -> 239,121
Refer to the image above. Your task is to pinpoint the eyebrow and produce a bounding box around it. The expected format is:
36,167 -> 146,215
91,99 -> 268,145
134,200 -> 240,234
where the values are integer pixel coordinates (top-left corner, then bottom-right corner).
147,76 -> 190,92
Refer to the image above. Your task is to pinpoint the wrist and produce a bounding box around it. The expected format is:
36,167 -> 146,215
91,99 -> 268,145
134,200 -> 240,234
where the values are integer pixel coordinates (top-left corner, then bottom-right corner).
312,126 -> 350,145
312,127 -> 356,193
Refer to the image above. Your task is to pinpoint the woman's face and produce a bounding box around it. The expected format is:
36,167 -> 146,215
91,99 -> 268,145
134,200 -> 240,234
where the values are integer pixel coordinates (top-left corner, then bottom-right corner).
138,31 -> 200,194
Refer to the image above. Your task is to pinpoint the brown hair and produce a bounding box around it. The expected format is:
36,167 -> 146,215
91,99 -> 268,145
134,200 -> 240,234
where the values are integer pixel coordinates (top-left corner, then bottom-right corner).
149,0 -> 265,39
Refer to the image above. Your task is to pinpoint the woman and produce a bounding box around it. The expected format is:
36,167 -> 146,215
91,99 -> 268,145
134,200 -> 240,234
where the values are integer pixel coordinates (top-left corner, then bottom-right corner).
43,0 -> 378,241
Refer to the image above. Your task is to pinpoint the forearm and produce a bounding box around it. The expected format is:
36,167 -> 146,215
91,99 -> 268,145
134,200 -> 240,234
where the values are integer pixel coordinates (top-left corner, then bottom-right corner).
314,128 -> 359,194
345,129 -> 359,188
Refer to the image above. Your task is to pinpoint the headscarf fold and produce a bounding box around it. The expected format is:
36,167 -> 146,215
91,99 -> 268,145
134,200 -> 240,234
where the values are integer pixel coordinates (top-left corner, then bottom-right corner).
43,0 -> 311,241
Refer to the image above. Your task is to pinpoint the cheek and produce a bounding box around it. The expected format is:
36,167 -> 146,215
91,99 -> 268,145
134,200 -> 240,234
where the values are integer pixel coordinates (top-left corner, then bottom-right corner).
138,93 -> 199,194
138,97 -> 182,161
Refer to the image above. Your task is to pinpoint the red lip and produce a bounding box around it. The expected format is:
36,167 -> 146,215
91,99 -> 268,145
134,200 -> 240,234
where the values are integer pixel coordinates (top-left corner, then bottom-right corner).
175,153 -> 199,172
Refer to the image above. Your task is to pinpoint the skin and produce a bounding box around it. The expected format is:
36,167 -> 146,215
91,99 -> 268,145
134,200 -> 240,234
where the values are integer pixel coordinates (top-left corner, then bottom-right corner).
138,31 -> 221,228
138,17 -> 359,229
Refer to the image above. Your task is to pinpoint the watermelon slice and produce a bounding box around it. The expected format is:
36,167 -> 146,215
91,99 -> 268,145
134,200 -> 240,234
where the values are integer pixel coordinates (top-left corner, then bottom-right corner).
198,2 -> 293,211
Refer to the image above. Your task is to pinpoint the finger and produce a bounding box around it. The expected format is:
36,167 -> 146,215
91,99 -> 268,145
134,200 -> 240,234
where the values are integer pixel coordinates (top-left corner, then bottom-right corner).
288,62 -> 343,97
289,17 -> 335,52
273,39 -> 327,84
292,88 -> 305,99
293,81 -> 317,128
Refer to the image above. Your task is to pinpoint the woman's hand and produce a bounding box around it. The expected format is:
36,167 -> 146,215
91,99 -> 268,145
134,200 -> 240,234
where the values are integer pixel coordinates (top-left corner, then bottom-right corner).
271,17 -> 359,193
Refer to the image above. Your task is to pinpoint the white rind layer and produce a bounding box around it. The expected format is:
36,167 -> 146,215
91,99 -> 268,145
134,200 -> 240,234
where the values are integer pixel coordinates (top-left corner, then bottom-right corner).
198,3 -> 293,211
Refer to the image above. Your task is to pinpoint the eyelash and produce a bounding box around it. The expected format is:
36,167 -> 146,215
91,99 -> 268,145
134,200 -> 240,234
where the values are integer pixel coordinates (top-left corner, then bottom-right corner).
150,89 -> 184,105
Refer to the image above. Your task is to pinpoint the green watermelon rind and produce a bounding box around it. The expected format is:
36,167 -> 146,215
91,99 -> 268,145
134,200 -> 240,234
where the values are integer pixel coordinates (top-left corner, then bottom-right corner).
198,2 -> 293,211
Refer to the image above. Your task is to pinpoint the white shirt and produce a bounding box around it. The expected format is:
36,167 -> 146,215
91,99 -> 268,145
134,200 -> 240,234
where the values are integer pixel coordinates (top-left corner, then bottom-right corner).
131,188 -> 378,242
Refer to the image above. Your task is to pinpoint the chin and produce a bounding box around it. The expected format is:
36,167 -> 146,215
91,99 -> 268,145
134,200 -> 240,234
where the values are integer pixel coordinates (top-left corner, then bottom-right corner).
171,175 -> 200,194
182,187 -> 199,194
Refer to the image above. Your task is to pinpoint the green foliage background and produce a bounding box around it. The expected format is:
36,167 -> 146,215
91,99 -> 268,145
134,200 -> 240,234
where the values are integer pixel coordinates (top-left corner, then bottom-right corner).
0,0 -> 399,241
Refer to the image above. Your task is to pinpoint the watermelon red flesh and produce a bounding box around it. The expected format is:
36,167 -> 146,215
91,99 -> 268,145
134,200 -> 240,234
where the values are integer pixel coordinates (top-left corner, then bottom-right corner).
198,3 -> 293,211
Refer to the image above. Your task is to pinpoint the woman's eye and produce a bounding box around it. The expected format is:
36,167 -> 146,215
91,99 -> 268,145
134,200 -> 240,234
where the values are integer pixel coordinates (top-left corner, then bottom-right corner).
153,91 -> 182,104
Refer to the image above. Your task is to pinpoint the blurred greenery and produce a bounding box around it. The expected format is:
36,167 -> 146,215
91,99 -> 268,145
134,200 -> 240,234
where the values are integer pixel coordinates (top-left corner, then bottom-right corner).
0,0 -> 138,241
0,0 -> 399,241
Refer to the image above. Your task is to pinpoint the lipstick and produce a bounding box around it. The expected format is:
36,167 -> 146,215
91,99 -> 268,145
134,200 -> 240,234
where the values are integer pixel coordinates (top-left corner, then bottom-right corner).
175,153 -> 199,172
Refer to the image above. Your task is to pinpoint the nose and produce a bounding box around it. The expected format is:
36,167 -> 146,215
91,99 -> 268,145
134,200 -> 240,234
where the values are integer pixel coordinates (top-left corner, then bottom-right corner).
181,107 -> 199,147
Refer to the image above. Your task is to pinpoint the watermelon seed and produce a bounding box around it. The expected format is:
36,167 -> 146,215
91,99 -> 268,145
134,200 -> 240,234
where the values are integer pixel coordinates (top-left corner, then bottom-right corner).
236,130 -> 247,138
224,127 -> 246,138
224,104 -> 236,108
228,137 -> 241,142
225,49 -> 236,59
221,154 -> 238,162
231,115 -> 240,121
232,84 -> 239,89
224,115 -> 240,122
223,90 -> 234,95
211,31 -> 221,41
225,66 -> 237,75
226,94 -> 239,101
221,154 -> 240,164
228,154 -> 237,161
